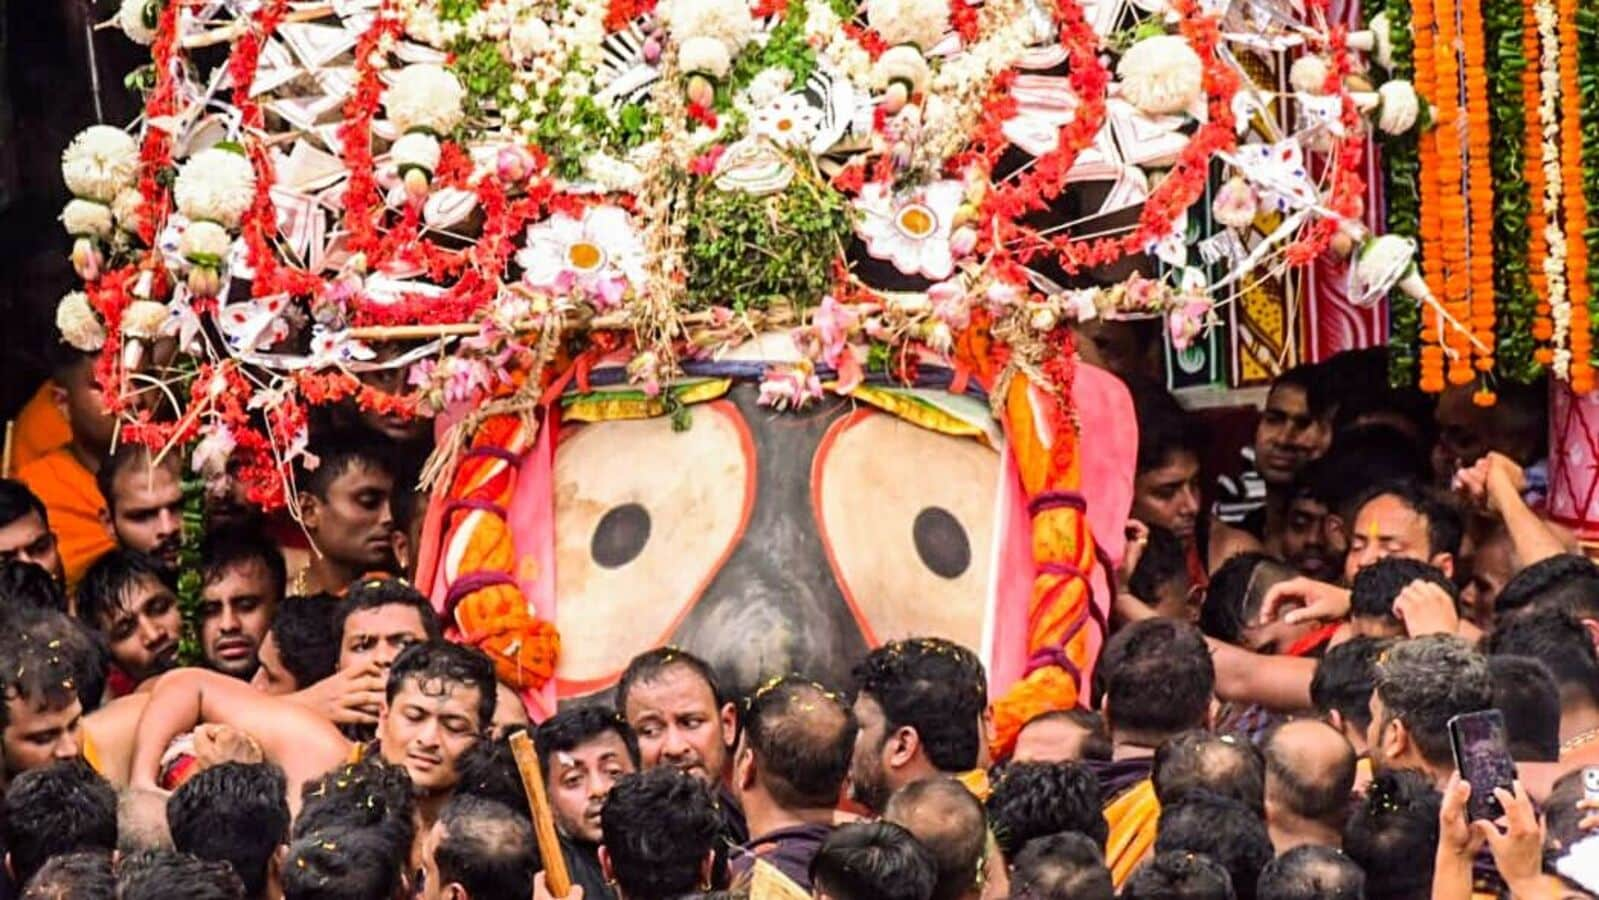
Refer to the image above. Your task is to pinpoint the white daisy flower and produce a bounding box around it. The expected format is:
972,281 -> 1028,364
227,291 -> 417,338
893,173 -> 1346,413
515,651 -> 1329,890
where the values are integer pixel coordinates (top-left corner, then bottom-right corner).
855,180 -> 966,281
516,205 -> 647,308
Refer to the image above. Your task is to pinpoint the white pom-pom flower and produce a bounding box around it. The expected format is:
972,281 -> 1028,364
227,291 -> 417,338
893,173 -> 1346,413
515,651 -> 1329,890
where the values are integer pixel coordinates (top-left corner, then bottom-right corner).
1210,177 -> 1259,229
1290,55 -> 1332,95
392,132 -> 444,174
112,188 -> 144,233
1353,234 -> 1428,306
874,45 -> 931,93
384,65 -> 467,135
1117,35 -> 1204,116
865,0 -> 949,51
1370,12 -> 1398,70
61,125 -> 140,203
1376,80 -> 1420,135
661,0 -> 756,50
680,36 -> 733,79
174,147 -> 257,229
56,291 -> 106,352
61,199 -> 114,239
118,0 -> 157,45
121,299 -> 170,339
509,17 -> 551,60
180,220 -> 233,264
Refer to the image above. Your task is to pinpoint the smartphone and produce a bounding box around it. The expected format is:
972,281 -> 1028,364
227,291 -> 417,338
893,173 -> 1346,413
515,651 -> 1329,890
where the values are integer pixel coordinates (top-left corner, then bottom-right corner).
1448,709 -> 1518,822
1583,766 -> 1599,803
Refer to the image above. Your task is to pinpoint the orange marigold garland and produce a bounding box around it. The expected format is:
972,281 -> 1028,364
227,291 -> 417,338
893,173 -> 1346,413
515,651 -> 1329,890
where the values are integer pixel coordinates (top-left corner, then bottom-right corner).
1412,0 -> 1446,393
1558,0 -> 1594,393
1461,0 -> 1495,389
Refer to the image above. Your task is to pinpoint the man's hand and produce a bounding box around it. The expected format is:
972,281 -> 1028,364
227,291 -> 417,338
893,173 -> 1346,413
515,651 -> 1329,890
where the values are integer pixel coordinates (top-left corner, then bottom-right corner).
1393,579 -> 1461,638
533,872 -> 583,900
1455,452 -> 1528,516
1117,520 -> 1150,593
193,724 -> 265,769
1477,782 -> 1544,892
290,664 -> 388,726
1258,577 -> 1351,626
1438,774 -> 1487,862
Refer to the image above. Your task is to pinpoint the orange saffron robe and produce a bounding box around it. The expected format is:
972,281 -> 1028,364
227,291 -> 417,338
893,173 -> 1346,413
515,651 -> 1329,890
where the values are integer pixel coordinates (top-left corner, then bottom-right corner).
17,447 -> 114,584
8,382 -> 71,475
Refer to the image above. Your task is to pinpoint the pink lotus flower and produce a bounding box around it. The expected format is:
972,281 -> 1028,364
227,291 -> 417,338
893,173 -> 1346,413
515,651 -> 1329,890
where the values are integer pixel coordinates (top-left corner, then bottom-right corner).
757,361 -> 824,411
1166,292 -> 1213,351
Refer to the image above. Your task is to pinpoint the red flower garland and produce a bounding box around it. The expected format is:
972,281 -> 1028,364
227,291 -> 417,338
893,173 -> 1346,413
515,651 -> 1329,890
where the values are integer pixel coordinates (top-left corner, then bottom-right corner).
1283,18 -> 1367,265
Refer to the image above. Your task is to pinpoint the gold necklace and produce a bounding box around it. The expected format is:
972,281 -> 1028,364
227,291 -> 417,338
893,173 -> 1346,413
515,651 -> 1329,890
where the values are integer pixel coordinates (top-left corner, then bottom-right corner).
1561,727 -> 1599,753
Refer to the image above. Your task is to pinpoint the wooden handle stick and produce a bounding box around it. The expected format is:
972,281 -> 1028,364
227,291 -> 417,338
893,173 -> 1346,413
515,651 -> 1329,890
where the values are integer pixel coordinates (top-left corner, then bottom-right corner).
510,730 -> 572,897
2,420 -> 14,478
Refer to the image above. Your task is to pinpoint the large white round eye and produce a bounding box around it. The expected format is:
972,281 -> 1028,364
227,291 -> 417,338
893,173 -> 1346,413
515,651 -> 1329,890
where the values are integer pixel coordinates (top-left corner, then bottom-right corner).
813,409 -> 999,651
552,401 -> 753,694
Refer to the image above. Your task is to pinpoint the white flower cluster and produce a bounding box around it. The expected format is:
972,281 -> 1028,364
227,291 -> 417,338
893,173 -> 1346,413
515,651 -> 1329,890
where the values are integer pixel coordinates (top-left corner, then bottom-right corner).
117,0 -> 157,45
497,1 -> 608,135
864,0 -> 949,51
179,220 -> 233,264
661,0 -> 756,51
1534,0 -> 1570,377
806,0 -> 873,84
121,299 -> 170,339
55,290 -> 107,353
384,64 -> 466,134
916,0 -> 1036,167
173,147 -> 257,229
1375,80 -> 1419,135
61,125 -> 139,203
1117,35 -> 1204,116
61,198 -> 114,239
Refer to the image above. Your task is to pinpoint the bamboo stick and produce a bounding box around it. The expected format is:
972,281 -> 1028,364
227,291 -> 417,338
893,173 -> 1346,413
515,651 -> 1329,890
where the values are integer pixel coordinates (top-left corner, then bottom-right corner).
1,420 -> 13,478
509,730 -> 572,898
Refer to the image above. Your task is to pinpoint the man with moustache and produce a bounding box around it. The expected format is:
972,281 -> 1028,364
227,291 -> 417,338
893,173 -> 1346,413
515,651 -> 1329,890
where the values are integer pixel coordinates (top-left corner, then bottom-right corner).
75,549 -> 182,693
0,480 -> 66,586
196,527 -> 285,681
616,648 -> 747,843
96,445 -> 187,571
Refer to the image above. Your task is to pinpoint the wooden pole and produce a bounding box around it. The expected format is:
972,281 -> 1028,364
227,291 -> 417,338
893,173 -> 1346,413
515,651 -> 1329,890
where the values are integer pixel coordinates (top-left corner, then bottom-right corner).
509,730 -> 572,897
1,420 -> 14,478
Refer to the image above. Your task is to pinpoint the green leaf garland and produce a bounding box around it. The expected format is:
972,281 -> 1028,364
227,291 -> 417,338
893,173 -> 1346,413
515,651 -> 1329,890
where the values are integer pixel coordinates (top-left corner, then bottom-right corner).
1484,0 -> 1539,381
1381,0 -> 1422,387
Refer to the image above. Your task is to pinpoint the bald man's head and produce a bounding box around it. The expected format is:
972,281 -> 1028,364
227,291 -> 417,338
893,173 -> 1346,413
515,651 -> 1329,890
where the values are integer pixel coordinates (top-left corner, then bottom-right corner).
1262,720 -> 1357,829
884,778 -> 987,900
739,677 -> 857,811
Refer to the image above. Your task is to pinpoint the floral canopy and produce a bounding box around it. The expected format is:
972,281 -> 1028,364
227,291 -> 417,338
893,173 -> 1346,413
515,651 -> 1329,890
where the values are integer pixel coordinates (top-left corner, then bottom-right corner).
57,0 -> 1440,745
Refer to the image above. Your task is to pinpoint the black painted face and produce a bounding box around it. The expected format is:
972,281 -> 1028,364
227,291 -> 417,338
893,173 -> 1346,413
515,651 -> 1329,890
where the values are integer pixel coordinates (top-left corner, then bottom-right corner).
552,382 -> 1001,699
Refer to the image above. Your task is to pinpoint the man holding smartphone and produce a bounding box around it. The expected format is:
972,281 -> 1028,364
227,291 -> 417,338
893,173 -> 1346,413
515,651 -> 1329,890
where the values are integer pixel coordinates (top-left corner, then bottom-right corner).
1367,636 -> 1495,789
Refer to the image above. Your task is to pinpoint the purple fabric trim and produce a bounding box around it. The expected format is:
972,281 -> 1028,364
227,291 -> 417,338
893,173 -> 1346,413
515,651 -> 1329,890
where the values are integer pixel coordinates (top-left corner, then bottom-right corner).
465,446 -> 523,467
445,498 -> 505,519
445,571 -> 518,610
1029,491 -> 1087,516
1039,561 -> 1084,579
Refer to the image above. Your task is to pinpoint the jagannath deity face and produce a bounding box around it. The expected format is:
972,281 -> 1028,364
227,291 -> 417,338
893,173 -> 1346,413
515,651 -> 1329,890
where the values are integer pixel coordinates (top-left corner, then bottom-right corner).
552,381 -> 1001,698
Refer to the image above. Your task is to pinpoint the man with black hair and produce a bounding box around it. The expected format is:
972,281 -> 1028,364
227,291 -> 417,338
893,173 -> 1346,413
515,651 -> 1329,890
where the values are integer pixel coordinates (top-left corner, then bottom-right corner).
1200,554 -> 1318,655
536,704 -> 640,898
1260,720 -> 1356,852
0,480 -> 63,585
15,350 -> 117,586
810,822 -> 936,900
1273,459 -> 1347,582
1310,636 -> 1390,755
1120,851 -> 1235,900
0,560 -> 67,618
1349,558 -> 1458,639
167,763 -> 290,899
418,794 -> 535,900
281,825 -> 407,900
1342,769 -> 1441,900
75,549 -> 180,687
1152,732 -> 1264,817
20,850 -> 114,899
1255,845 -> 1365,900
94,445 -> 185,570
1485,656 -> 1561,763
1344,480 -> 1464,581
293,758 -> 417,866
616,648 -> 739,794
1368,636 -> 1493,786
1485,609 -> 1599,748
1010,710 -> 1112,765
0,630 -> 88,783
1155,793 -> 1272,900
1130,387 -> 1206,548
847,638 -> 986,814
292,429 -> 399,597
730,677 -> 854,889
884,778 -> 988,900
599,768 -> 722,899
451,736 -> 529,819
985,762 -> 1107,861
196,527 -> 285,681
115,850 -> 246,900
331,579 -> 443,727
250,595 -> 340,696
1088,618 -> 1214,885
1005,832 -> 1113,900
1496,554 -> 1599,644
2,759 -> 116,887
1126,526 -> 1196,620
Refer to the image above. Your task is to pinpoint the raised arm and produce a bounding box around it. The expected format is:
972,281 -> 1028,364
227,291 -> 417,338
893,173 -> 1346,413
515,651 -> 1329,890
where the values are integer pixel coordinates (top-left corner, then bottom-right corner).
1207,639 -> 1315,712
130,667 -> 351,793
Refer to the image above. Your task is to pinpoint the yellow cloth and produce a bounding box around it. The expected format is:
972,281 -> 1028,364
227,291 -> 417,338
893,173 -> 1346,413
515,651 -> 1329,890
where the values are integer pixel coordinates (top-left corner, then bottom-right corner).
956,768 -> 992,801
9,382 -> 71,475
1104,779 -> 1160,888
82,732 -> 103,776
749,860 -> 809,900
17,447 -> 113,585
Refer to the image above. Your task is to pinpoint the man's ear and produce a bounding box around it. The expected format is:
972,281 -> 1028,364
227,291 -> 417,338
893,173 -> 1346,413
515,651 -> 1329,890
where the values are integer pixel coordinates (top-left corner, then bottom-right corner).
720,701 -> 738,750
1205,697 -> 1220,731
886,726 -> 920,771
100,505 -> 115,540
1580,618 -> 1599,657
5,851 -> 13,882
599,845 -> 615,883
735,744 -> 756,793
1327,709 -> 1347,737
1384,717 -> 1412,762
1432,553 -> 1455,581
50,382 -> 70,422
699,850 -> 715,891
300,493 -> 322,533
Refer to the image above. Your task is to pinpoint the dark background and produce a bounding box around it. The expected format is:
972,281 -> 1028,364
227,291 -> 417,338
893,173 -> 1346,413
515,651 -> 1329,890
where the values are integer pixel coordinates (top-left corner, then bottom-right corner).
0,0 -> 146,419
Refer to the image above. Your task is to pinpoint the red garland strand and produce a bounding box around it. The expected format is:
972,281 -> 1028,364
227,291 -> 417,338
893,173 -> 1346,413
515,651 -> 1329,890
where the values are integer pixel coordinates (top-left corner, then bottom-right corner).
1283,19 -> 1367,265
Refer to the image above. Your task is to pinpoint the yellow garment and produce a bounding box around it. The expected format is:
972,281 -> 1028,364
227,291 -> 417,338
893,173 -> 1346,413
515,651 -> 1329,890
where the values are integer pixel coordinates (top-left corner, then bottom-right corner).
749,860 -> 809,900
9,381 -> 71,475
957,768 -> 992,801
17,447 -> 114,585
1104,779 -> 1160,888
83,732 -> 103,776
